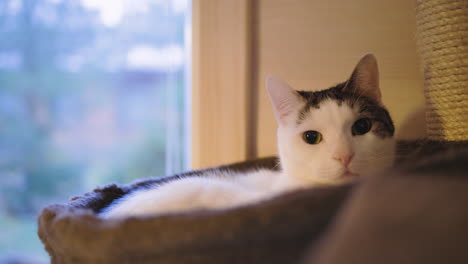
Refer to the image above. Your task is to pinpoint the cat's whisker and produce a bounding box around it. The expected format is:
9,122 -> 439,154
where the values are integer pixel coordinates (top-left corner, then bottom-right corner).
272,162 -> 281,170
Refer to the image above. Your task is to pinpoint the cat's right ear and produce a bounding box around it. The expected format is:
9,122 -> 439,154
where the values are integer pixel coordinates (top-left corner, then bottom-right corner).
266,76 -> 302,126
343,54 -> 382,104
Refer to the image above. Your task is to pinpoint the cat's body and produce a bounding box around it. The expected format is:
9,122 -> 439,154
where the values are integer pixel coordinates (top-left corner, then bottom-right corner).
101,54 -> 395,218
102,169 -> 285,217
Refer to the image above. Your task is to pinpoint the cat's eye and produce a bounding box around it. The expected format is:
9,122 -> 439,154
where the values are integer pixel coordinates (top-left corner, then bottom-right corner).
303,130 -> 322,144
352,118 -> 372,135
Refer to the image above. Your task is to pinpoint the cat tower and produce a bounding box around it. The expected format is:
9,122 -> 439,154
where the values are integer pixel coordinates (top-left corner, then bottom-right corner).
416,0 -> 467,141
38,1 -> 467,263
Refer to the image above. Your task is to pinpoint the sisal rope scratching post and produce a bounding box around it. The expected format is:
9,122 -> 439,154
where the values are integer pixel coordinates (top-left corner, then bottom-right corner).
416,0 -> 468,141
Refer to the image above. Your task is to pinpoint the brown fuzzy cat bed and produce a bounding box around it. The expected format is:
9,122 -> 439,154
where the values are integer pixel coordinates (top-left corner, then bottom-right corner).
38,142 -> 468,264
37,156 -> 349,264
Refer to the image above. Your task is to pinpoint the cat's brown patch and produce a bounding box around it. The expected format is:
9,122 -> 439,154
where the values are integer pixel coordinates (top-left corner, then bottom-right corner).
296,82 -> 394,138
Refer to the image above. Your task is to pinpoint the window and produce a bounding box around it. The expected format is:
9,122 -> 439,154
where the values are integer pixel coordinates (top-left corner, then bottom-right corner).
0,0 -> 191,262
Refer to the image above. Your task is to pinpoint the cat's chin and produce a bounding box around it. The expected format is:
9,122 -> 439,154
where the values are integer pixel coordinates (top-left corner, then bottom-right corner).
311,177 -> 356,186
342,170 -> 359,178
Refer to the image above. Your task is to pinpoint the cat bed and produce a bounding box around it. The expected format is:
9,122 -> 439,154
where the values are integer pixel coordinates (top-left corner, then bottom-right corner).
38,157 -> 354,264
38,141 -> 468,264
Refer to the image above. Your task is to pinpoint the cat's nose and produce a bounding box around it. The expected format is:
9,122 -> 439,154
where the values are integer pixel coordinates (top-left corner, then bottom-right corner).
334,153 -> 354,167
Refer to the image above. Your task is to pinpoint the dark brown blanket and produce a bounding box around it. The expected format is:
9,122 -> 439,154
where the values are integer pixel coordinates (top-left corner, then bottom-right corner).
306,145 -> 468,264
38,141 -> 468,264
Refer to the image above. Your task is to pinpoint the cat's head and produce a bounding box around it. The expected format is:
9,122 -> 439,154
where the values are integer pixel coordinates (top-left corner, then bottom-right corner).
267,54 -> 395,185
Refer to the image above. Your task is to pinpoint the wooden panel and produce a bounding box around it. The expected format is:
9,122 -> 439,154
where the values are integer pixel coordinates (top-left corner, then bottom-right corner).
256,0 -> 425,157
191,0 -> 252,169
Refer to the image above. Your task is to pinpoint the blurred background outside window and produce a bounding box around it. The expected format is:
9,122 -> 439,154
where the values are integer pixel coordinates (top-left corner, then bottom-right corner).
0,0 -> 191,262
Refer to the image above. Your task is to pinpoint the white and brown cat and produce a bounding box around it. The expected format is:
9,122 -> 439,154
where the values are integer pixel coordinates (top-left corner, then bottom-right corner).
101,54 -> 395,218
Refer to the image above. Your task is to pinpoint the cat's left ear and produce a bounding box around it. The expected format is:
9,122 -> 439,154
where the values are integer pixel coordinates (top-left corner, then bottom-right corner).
344,54 -> 382,103
266,76 -> 303,126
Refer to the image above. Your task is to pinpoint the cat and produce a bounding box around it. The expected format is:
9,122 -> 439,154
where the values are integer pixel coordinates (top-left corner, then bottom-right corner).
100,54 -> 395,218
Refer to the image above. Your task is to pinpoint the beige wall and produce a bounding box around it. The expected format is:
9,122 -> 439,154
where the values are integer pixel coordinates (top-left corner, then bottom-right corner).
255,0 -> 425,157
192,0 -> 425,168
